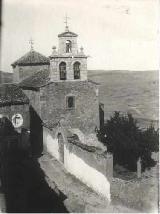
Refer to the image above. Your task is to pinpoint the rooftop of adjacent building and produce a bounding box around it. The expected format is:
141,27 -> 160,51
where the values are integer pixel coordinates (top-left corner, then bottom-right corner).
0,83 -> 29,107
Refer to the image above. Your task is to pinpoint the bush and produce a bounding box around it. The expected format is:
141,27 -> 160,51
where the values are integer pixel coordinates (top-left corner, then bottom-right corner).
97,111 -> 159,171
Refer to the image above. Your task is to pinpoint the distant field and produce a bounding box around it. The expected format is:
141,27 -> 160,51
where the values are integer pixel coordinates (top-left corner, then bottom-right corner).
88,70 -> 159,129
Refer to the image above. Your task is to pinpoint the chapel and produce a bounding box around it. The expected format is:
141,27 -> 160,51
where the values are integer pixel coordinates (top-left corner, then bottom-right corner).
10,20 -> 113,201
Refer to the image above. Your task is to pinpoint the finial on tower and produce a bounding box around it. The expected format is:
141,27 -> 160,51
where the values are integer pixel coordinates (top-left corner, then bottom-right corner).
80,46 -> 84,54
29,38 -> 34,51
64,14 -> 70,32
52,45 -> 57,55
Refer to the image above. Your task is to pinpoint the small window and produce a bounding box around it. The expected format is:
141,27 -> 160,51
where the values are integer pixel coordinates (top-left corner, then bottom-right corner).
66,96 -> 75,109
66,40 -> 72,53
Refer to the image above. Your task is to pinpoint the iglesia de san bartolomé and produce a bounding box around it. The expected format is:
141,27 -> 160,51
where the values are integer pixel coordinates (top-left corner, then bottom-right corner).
0,19 -> 113,202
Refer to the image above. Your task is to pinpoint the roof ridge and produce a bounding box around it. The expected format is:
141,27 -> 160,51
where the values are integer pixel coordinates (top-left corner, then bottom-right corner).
58,30 -> 78,37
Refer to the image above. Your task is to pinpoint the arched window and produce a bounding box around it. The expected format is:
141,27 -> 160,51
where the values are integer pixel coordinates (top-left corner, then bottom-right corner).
73,62 -> 80,79
59,62 -> 66,80
66,40 -> 72,53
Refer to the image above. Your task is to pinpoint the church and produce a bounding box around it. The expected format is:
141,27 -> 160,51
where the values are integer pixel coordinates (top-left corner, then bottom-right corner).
9,20 -> 113,201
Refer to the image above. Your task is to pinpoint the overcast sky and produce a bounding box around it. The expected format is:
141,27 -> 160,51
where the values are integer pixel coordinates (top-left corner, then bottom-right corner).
0,0 -> 159,72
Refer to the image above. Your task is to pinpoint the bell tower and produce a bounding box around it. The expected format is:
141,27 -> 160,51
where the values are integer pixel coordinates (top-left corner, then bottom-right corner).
49,17 -> 88,82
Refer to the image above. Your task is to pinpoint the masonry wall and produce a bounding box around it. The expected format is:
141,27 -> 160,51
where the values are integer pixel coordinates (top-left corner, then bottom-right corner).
50,57 -> 87,81
58,36 -> 78,54
111,177 -> 158,212
40,81 -> 100,134
22,90 -> 41,116
13,64 -> 49,83
0,104 -> 30,129
64,141 -> 112,201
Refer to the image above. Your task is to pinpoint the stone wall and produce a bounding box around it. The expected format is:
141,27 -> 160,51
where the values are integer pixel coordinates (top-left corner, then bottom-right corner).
111,177 -> 158,212
58,36 -> 78,54
0,104 -> 30,130
23,90 -> 41,116
13,64 -> 49,83
23,80 -> 100,135
50,57 -> 87,81
40,81 -> 100,134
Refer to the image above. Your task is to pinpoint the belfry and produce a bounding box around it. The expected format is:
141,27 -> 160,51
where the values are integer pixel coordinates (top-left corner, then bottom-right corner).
50,17 -> 87,82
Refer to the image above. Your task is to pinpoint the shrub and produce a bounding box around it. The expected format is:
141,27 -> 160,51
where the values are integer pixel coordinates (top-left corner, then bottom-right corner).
97,112 -> 159,171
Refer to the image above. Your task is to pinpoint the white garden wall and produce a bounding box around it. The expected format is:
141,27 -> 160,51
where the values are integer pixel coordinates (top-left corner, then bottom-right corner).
64,144 -> 111,201
42,127 -> 112,202
43,127 -> 59,160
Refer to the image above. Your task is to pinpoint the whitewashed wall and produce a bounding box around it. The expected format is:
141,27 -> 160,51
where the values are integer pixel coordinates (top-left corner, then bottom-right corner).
64,144 -> 111,201
43,127 -> 59,160
43,127 -> 111,201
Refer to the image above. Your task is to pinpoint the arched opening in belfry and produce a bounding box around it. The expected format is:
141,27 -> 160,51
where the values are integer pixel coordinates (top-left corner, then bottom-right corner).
66,40 -> 72,53
59,62 -> 66,80
57,133 -> 64,163
73,61 -> 80,79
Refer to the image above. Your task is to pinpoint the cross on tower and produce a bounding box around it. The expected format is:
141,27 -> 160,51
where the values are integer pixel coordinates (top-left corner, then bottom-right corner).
29,38 -> 34,51
64,14 -> 70,31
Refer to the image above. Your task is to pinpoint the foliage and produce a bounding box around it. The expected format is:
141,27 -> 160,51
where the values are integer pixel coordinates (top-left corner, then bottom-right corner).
97,111 -> 159,172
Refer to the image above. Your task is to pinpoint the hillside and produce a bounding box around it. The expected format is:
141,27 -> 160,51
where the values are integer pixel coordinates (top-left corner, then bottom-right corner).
88,70 -> 158,129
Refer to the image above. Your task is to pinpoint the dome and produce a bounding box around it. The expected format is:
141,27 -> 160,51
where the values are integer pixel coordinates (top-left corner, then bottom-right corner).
11,50 -> 50,68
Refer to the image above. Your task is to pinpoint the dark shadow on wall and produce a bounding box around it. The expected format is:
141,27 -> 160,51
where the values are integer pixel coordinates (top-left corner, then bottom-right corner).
0,117 -> 68,213
30,106 -> 43,157
0,0 -> 2,53
99,103 -> 104,132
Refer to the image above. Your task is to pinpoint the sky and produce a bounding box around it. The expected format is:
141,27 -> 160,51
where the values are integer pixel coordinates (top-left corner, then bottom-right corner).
0,0 -> 159,72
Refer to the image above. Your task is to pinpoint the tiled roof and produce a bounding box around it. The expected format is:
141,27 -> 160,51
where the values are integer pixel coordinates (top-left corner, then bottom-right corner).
58,31 -> 78,37
19,69 -> 50,89
0,84 -> 29,106
67,135 -> 105,155
11,50 -> 50,67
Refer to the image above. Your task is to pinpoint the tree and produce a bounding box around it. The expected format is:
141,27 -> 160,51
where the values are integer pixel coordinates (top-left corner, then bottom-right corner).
139,125 -> 159,171
97,112 -> 159,171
